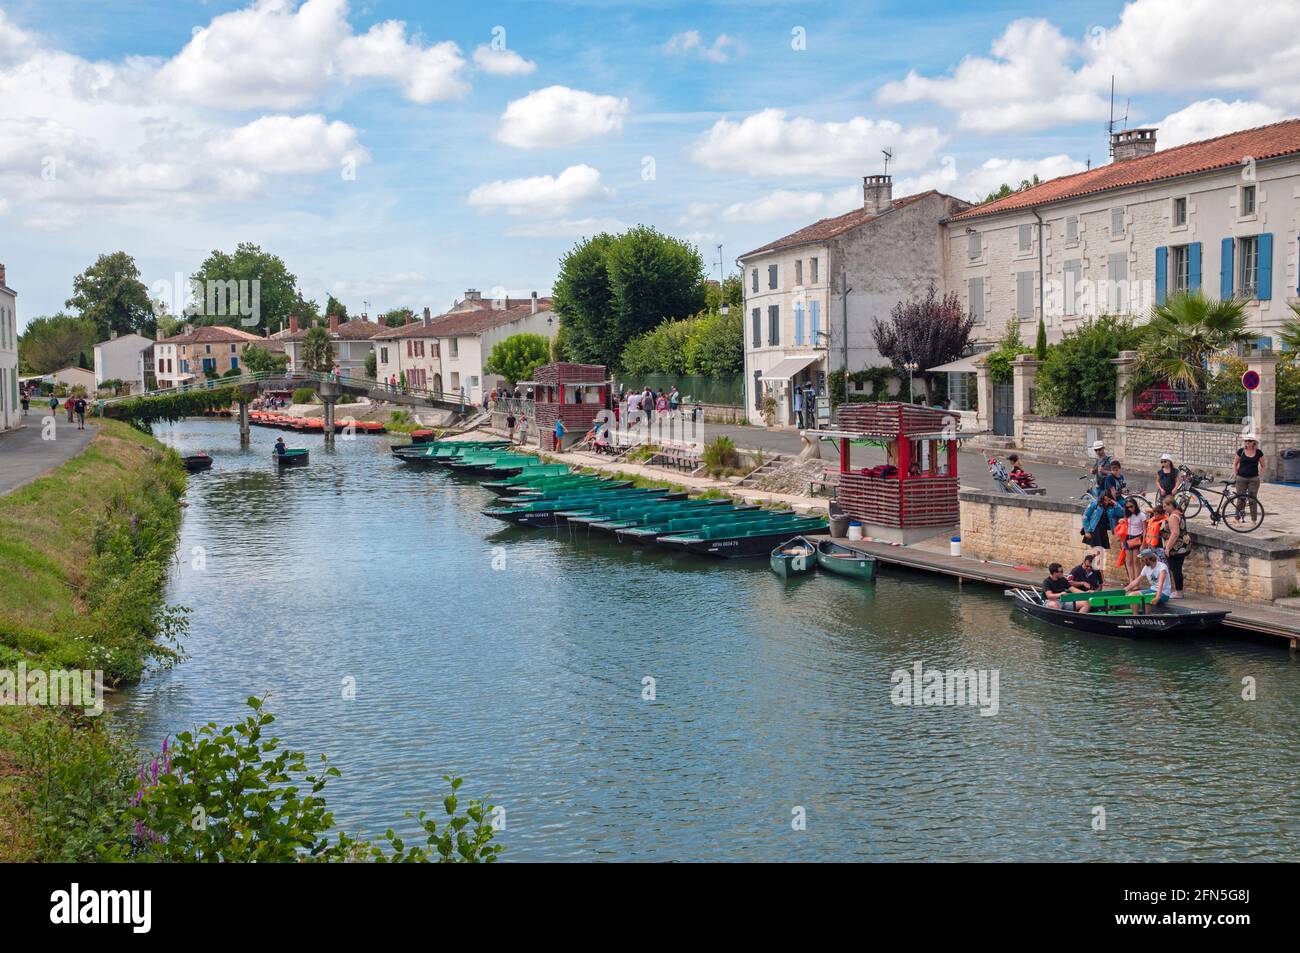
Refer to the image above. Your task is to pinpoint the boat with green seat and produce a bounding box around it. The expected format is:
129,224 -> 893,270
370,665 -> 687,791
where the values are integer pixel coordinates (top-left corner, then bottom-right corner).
482,488 -> 672,525
577,498 -> 738,531
273,447 -> 309,466
392,439 -> 507,460
1010,587 -> 1229,637
551,492 -> 690,523
770,536 -> 817,578
615,506 -> 776,543
481,465 -> 573,491
657,516 -> 831,558
498,476 -> 613,496
815,539 -> 877,581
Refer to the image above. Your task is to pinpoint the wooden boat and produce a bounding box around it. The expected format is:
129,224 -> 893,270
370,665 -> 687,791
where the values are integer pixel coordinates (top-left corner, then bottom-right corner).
1009,588 -> 1229,638
182,452 -> 213,472
815,540 -> 877,581
657,516 -> 830,558
770,536 -> 817,578
273,448 -> 309,466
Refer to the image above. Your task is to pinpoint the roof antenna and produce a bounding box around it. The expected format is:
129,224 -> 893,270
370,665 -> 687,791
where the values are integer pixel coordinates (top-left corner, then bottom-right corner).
882,147 -> 893,177
1106,76 -> 1130,159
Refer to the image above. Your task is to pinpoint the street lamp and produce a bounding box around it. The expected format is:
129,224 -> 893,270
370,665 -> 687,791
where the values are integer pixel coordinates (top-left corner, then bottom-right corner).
903,361 -> 919,404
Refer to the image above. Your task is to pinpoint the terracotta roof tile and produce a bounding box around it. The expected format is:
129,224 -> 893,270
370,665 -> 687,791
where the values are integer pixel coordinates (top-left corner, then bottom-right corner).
739,191 -> 952,259
158,325 -> 266,345
948,117 -> 1300,222
425,299 -> 553,337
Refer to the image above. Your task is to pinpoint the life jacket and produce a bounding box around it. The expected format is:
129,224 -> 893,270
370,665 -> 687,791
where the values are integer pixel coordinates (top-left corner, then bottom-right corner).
1143,515 -> 1167,549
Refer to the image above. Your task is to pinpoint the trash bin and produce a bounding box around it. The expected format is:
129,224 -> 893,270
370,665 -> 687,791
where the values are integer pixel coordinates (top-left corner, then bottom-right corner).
1281,448 -> 1300,483
829,514 -> 850,538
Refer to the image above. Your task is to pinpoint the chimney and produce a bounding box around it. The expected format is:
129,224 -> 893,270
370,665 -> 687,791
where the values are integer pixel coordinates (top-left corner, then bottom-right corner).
464,289 -> 481,302
329,312 -> 339,334
422,306 -> 431,327
156,326 -> 164,342
863,174 -> 892,214
289,314 -> 300,334
530,291 -> 538,315
0,263 -> 6,285
1111,127 -> 1157,161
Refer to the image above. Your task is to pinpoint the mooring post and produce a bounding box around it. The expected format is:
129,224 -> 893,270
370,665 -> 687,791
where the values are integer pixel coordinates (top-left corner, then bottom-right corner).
238,399 -> 250,446
323,398 -> 336,447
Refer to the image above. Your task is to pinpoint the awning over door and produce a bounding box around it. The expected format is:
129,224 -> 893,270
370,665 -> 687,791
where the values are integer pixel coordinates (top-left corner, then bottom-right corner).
760,354 -> 819,380
927,354 -> 981,374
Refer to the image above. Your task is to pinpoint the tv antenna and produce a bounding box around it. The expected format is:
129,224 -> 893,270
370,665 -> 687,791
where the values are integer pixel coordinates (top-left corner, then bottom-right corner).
882,147 -> 894,177
1106,76 -> 1130,157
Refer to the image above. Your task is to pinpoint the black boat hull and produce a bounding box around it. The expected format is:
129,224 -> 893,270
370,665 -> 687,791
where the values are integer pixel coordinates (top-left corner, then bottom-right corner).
1013,600 -> 1229,637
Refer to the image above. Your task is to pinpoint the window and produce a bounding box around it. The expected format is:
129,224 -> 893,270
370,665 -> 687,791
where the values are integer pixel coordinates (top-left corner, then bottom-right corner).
1239,235 -> 1259,297
1107,254 -> 1129,313
810,301 -> 821,342
1018,224 -> 1032,252
751,308 -> 761,348
205,344 -> 212,354
380,347 -> 388,364
751,269 -> 758,293
1015,272 -> 1034,320
1173,197 -> 1188,226
795,260 -> 803,286
794,302 -> 804,345
1065,215 -> 1079,243
1110,208 -> 1125,236
1063,260 -> 1083,316
767,305 -> 780,346
967,277 -> 984,323
1241,185 -> 1256,216
449,337 -> 459,358
230,343 -> 237,353
967,231 -> 982,259
810,258 -> 819,283
1171,245 -> 1189,293
768,264 -> 778,290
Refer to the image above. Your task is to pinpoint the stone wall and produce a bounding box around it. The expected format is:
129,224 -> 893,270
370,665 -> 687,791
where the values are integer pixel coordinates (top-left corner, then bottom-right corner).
959,489 -> 1300,602
1124,420 -> 1242,473
1020,416 -> 1117,460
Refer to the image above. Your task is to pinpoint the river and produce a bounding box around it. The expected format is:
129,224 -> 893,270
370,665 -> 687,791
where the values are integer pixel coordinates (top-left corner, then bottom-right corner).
113,418 -> 1300,861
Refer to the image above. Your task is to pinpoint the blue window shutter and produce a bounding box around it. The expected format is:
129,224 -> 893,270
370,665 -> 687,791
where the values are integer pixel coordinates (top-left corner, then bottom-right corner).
1188,242 -> 1202,292
1257,233 -> 1273,300
794,303 -> 804,345
1154,247 -> 1168,304
1220,237 -> 1234,298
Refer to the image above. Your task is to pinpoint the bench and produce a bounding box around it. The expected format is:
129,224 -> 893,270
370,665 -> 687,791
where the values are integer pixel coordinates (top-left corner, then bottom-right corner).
1059,589 -> 1157,614
648,441 -> 703,471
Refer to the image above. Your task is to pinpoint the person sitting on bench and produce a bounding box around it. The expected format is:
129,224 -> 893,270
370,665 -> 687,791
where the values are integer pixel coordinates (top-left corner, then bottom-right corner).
1124,548 -> 1172,614
1043,563 -> 1091,612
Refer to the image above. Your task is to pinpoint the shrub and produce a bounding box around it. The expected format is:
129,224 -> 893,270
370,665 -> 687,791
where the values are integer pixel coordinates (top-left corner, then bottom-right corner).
703,435 -> 739,471
985,322 -> 1033,384
1035,315 -> 1141,414
292,387 -> 316,405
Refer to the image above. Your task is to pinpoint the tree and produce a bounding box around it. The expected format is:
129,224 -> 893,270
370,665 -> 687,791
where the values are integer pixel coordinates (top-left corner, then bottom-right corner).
189,243 -> 299,334
241,343 -> 289,376
1281,302 -> 1300,352
620,317 -> 698,375
705,274 -> 743,313
381,308 -> 414,328
17,314 -> 98,374
980,175 -> 1042,205
985,321 -> 1033,384
553,226 -> 706,370
1034,315 -> 1141,415
365,350 -> 377,378
65,252 -> 153,340
1136,291 -> 1251,390
325,295 -> 349,324
684,308 -> 743,376
871,282 -> 975,399
1035,316 -> 1048,359
484,333 -> 551,385
301,326 -> 334,372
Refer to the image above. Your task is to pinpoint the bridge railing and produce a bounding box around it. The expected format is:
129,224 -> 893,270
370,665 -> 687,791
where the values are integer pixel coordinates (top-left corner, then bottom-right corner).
95,370 -> 472,410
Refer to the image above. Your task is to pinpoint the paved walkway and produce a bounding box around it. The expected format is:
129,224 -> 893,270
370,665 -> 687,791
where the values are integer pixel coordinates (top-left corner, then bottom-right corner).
0,416 -> 96,496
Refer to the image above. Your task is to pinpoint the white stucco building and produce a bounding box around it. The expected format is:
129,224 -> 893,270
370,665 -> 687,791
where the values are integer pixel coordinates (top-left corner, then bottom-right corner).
0,263 -> 18,431
93,332 -> 155,393
281,313 -> 380,378
373,308 -> 442,391
738,178 -> 969,425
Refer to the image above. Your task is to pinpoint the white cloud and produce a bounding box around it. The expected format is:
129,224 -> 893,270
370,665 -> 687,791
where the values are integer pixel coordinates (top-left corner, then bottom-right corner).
1154,98 -> 1287,148
719,187 -> 859,223
687,108 -> 944,177
468,164 -> 614,216
506,217 -> 627,237
897,154 -> 1087,204
496,86 -> 629,149
210,115 -> 368,173
157,0 -> 467,108
663,30 -> 742,63
473,44 -> 537,76
879,2 -> 1300,132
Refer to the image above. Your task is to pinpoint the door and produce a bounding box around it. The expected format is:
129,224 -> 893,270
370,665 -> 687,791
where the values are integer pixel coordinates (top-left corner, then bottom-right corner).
992,382 -> 1014,436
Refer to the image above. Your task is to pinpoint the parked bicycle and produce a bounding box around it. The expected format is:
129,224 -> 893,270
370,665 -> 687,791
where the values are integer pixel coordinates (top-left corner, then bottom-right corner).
1170,464 -> 1265,533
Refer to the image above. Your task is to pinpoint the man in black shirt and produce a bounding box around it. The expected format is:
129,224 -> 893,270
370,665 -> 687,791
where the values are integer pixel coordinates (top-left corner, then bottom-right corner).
1042,562 -> 1091,612
1068,554 -> 1103,592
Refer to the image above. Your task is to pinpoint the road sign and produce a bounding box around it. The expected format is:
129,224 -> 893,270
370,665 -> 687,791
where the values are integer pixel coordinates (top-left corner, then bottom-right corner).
1242,369 -> 1261,391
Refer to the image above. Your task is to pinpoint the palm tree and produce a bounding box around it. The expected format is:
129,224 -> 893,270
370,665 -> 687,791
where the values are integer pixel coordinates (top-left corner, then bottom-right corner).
301,325 -> 334,373
1136,291 -> 1251,390
1282,302 -> 1300,353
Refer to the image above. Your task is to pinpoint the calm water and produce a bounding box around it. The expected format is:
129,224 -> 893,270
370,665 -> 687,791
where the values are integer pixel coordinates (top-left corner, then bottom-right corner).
113,419 -> 1300,861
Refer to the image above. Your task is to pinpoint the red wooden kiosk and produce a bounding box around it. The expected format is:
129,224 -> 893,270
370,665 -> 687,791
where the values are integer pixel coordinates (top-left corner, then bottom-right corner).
529,362 -> 610,450
824,402 -> 962,544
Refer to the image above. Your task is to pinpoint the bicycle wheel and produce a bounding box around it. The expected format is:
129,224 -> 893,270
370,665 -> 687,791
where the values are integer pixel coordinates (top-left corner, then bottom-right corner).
1126,493 -> 1152,512
1222,493 -> 1265,533
1175,490 -> 1203,520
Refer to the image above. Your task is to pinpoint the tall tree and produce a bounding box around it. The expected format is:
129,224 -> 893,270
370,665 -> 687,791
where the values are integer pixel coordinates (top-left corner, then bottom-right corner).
189,243 -> 299,334
325,295 -> 349,324
381,307 -> 414,327
484,333 -> 551,386
301,326 -> 334,372
872,282 -> 975,399
1136,291 -> 1250,390
65,252 -> 153,340
17,314 -> 98,374
553,227 -> 706,370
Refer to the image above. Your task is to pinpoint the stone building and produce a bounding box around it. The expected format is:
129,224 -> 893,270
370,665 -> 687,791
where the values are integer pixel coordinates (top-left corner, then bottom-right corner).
0,264 -> 17,431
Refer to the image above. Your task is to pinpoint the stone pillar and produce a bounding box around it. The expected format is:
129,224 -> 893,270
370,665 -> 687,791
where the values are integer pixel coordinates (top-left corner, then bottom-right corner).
238,399 -> 250,446
1112,350 -> 1137,460
974,354 -> 992,434
318,380 -> 343,448
1246,349 -> 1278,464
1011,354 -> 1041,447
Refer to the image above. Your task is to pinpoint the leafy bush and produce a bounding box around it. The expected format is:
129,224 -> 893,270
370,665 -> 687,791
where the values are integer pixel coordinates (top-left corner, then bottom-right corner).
683,308 -> 743,376
703,435 -> 739,471
985,322 -> 1033,384
1034,315 -> 1141,414
292,387 -> 316,405
484,333 -> 550,385
105,385 -> 239,429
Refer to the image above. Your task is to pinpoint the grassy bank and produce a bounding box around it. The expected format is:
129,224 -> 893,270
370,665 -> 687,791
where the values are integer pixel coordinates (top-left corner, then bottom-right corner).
0,419 -> 187,861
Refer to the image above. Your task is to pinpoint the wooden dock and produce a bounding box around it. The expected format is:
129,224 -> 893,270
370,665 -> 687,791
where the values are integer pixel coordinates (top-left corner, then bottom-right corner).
814,534 -> 1300,648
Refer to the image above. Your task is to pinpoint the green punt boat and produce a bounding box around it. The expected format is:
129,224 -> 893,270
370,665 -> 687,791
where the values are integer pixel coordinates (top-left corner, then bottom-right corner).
499,492 -> 680,528
483,488 -> 671,524
449,453 -> 531,474
482,466 -> 572,491
615,506 -> 776,542
658,517 -> 830,558
510,478 -> 632,500
770,536 -> 817,578
552,491 -> 689,521
815,539 -> 877,581
273,448 -> 309,466
499,476 -> 611,496
392,439 -> 507,459
576,498 -> 737,530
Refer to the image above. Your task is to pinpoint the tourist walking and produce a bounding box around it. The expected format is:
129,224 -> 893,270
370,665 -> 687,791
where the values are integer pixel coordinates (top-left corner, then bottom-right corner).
1233,433 -> 1265,523
553,417 -> 566,451
668,386 -> 680,413
517,415 -> 529,446
74,396 -> 86,430
48,395 -> 58,416
1163,496 -> 1191,599
20,389 -> 29,415
1155,453 -> 1179,499
63,395 -> 75,422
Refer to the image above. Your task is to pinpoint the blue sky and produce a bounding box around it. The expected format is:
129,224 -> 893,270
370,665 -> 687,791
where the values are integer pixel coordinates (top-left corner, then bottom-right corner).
3,0 -> 1296,326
